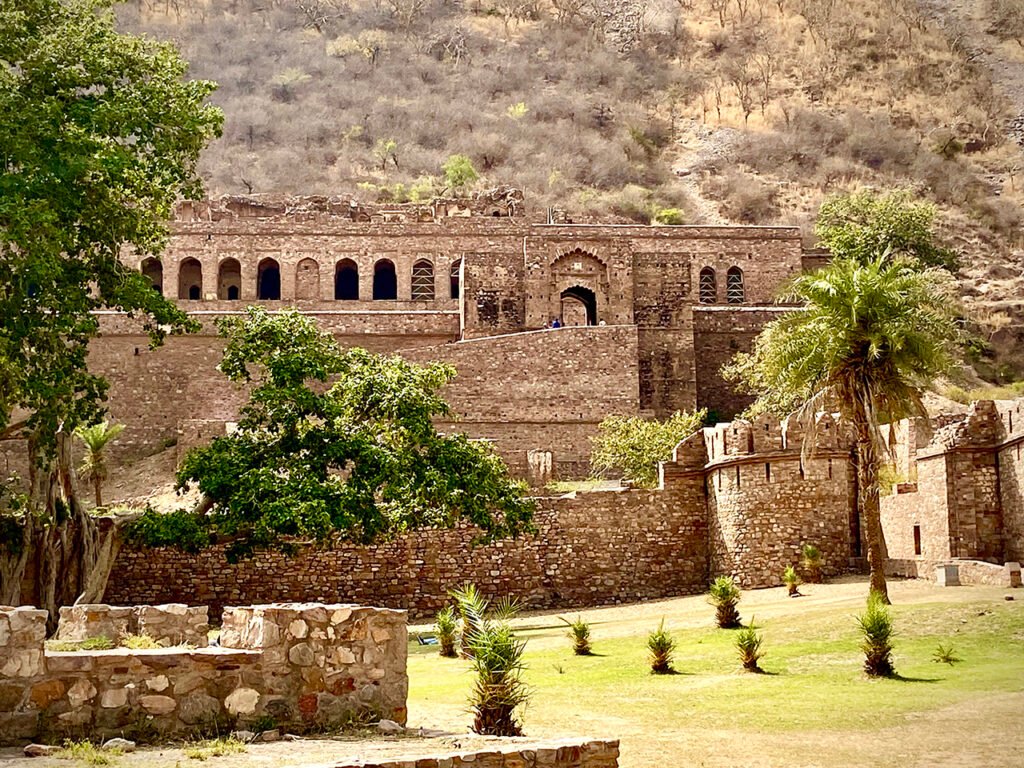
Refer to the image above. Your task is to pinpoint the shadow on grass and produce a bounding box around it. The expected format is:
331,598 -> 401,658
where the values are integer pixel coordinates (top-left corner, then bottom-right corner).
889,673 -> 941,683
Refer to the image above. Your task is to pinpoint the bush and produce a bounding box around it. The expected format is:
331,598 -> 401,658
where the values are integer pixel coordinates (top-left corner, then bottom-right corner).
802,543 -> 824,583
451,583 -> 489,658
647,620 -> 676,674
561,615 -> 592,655
932,643 -> 962,666
442,154 -> 479,190
783,565 -> 802,597
467,619 -> 529,736
121,633 -> 161,650
858,591 -> 895,677
590,410 -> 706,487
708,575 -> 742,629
735,620 -> 764,671
435,605 -> 459,658
653,207 -> 685,225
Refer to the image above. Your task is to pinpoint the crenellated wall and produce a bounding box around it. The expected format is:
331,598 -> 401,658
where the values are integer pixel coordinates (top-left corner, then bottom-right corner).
882,399 -> 1024,574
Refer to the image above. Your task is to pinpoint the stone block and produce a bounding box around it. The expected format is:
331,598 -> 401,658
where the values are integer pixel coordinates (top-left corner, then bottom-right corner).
1006,562 -> 1022,588
936,564 -> 960,587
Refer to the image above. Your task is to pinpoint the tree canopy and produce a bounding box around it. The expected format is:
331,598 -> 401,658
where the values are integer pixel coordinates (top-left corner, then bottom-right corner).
590,410 -> 707,488
0,0 -> 221,615
725,255 -> 963,599
0,0 -> 221,452
815,190 -> 959,272
157,308 -> 534,560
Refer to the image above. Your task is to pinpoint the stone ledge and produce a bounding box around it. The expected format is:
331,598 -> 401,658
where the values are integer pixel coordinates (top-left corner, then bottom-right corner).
319,738 -> 621,768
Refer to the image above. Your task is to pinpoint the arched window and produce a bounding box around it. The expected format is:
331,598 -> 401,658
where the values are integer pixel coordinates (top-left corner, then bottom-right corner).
726,266 -> 745,304
411,260 -> 435,301
218,258 -> 241,301
373,259 -> 397,300
257,258 -> 281,300
295,258 -> 320,300
141,258 -> 163,295
178,258 -> 202,300
698,267 -> 716,304
450,259 -> 462,300
335,259 -> 359,300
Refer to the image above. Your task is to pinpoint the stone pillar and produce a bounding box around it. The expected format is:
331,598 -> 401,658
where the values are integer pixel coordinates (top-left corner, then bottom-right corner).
527,450 -> 554,487
220,603 -> 408,728
936,563 -> 960,586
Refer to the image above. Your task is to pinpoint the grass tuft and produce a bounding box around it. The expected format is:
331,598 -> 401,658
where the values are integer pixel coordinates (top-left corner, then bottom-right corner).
56,740 -> 119,765
46,636 -> 115,652
183,737 -> 247,761
932,643 -> 962,666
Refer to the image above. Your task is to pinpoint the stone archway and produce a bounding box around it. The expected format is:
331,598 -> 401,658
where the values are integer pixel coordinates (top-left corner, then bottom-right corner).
560,286 -> 597,325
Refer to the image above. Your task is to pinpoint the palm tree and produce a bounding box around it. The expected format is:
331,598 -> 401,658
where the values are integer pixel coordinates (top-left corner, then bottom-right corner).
74,421 -> 124,508
725,256 -> 961,602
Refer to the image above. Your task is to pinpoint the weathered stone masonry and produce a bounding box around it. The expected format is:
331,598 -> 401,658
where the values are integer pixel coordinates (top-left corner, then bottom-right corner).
106,413 -> 858,616
0,603 -> 407,744
0,196 -> 811,481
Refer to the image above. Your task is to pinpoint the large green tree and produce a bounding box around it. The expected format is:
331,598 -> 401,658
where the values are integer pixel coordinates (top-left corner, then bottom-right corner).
140,308 -> 534,560
815,190 -> 959,272
725,256 -> 962,601
0,0 -> 221,618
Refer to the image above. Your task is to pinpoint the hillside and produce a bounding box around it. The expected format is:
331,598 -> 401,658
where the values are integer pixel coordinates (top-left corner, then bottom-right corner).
118,0 -> 1024,373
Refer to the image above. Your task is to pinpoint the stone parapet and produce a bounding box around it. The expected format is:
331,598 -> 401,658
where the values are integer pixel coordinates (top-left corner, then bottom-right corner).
56,604 -> 209,648
0,602 -> 406,745
325,738 -> 621,768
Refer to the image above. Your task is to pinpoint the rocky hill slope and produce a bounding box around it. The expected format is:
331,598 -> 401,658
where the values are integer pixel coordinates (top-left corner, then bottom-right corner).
120,0 -> 1024,374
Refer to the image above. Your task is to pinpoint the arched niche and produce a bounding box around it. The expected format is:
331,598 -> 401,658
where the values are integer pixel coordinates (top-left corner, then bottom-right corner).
335,259 -> 359,300
141,258 -> 163,295
178,258 -> 202,300
295,258 -> 320,300
257,258 -> 281,300
218,258 -> 241,300
373,259 -> 397,300
411,259 -> 435,301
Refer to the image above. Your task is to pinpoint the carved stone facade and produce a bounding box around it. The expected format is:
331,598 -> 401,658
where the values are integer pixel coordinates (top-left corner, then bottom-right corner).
17,195 -> 805,481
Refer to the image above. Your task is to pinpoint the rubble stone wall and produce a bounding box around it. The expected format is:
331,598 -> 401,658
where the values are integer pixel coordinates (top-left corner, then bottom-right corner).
54,604 -> 209,648
0,603 -> 406,745
105,485 -> 709,619
325,738 -> 621,768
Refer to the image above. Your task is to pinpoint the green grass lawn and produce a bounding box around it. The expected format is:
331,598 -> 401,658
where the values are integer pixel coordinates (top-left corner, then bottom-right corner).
407,579 -> 1024,767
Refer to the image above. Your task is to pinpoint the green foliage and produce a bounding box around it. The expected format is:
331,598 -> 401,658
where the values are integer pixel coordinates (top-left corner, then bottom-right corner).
183,737 -> 247,761
801,544 -> 824,584
45,636 -> 115,652
74,421 -> 124,506
120,633 -> 161,650
435,605 -> 459,658
0,0 -> 220,461
735,620 -> 764,671
932,643 -> 962,666
653,207 -> 685,225
123,508 -> 211,553
590,410 -> 706,488
56,740 -> 118,765
175,308 -> 533,560
451,582 -> 490,657
491,595 -> 523,622
442,154 -> 480,190
858,591 -> 895,677
815,190 -> 960,272
560,615 -> 592,656
467,617 -> 529,737
647,620 -> 676,674
708,576 -> 742,629
506,102 -> 529,120
783,565 -> 802,596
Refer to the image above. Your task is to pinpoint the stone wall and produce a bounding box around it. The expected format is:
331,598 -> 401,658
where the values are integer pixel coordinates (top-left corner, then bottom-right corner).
325,738 -> 620,768
0,603 -> 406,745
399,326 -> 640,478
55,604 -> 209,648
105,486 -> 709,620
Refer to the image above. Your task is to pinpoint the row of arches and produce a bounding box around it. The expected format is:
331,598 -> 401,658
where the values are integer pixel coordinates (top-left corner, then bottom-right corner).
141,257 -> 462,302
698,266 -> 745,305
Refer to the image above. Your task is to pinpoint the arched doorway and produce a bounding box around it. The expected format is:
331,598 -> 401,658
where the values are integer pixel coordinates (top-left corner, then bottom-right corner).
257,258 -> 281,300
295,258 -> 320,300
373,259 -> 397,300
218,258 -> 241,300
141,258 -> 163,295
178,258 -> 202,300
335,259 -> 359,300
560,286 -> 597,326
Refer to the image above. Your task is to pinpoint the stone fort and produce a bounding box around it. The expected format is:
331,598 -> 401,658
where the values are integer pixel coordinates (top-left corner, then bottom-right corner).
6,192 -> 1021,613
84,191 -> 818,479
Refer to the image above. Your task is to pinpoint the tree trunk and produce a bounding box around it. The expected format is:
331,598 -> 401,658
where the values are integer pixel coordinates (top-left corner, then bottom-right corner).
93,473 -> 102,508
0,432 -> 123,634
852,389 -> 890,603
